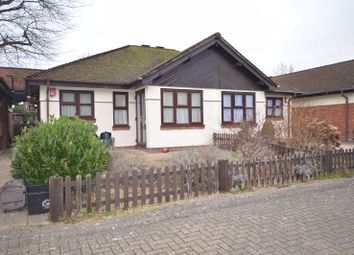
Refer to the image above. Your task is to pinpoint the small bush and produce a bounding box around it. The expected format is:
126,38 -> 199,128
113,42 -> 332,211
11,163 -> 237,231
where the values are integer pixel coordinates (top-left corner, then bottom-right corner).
261,119 -> 275,139
290,107 -> 340,149
11,116 -> 110,185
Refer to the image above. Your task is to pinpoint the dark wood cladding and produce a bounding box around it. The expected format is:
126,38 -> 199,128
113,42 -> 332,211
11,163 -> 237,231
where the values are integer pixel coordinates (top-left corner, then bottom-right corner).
153,46 -> 262,91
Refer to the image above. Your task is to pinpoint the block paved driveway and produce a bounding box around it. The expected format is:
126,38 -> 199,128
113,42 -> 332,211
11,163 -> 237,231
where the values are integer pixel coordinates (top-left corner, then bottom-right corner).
1,178 -> 354,255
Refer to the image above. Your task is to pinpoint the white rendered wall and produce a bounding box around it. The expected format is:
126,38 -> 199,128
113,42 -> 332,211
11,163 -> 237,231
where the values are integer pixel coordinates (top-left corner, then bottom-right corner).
144,85 -> 267,148
291,93 -> 354,107
39,85 -> 137,147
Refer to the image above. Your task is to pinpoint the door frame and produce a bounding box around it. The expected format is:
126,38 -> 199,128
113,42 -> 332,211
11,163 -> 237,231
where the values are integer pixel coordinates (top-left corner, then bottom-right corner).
135,89 -> 146,146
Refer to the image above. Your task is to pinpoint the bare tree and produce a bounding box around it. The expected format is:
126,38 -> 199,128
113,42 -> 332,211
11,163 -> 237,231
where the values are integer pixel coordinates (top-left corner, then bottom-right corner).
273,62 -> 295,76
0,0 -> 82,64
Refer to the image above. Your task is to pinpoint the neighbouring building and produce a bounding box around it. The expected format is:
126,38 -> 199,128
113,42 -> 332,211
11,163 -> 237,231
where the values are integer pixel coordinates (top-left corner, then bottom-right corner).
0,67 -> 41,149
273,60 -> 354,141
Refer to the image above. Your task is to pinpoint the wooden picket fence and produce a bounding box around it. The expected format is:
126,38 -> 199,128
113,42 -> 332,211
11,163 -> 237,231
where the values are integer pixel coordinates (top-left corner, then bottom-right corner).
212,132 -> 313,155
219,149 -> 354,191
49,165 -> 218,222
49,148 -> 354,222
212,132 -> 238,151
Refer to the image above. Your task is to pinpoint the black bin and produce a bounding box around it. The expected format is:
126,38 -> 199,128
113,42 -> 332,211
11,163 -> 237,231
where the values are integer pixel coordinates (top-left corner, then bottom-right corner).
26,185 -> 49,215
100,131 -> 112,147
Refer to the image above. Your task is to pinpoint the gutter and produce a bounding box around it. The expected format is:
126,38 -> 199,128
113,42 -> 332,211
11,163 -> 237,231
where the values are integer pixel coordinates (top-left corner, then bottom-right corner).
295,87 -> 354,98
341,91 -> 349,142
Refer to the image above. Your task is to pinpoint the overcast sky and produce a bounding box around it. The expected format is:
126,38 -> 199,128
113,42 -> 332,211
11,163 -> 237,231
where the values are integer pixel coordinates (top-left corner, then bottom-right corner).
42,0 -> 354,75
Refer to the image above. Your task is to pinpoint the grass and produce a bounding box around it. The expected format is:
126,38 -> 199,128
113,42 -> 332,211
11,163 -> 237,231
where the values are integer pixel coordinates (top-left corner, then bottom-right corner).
316,169 -> 354,180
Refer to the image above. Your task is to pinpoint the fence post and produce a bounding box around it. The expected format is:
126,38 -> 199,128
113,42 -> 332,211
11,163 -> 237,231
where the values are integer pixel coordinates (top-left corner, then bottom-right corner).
218,160 -> 230,192
49,176 -> 63,222
324,150 -> 334,172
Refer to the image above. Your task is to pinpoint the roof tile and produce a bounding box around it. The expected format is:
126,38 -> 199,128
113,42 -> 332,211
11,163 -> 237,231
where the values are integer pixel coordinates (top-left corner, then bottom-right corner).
272,59 -> 354,94
30,46 -> 179,84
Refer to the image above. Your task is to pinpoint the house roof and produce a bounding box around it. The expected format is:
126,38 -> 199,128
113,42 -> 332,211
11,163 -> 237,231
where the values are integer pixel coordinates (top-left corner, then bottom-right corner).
142,33 -> 277,90
29,46 -> 180,85
0,66 -> 41,91
28,33 -> 276,90
272,59 -> 354,95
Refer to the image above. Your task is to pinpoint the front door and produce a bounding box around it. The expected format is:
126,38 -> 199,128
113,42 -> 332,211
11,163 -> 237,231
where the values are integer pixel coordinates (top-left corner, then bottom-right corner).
136,90 -> 146,146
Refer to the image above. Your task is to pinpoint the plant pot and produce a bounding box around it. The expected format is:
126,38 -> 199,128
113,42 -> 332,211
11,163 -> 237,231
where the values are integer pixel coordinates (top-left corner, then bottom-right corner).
26,185 -> 49,215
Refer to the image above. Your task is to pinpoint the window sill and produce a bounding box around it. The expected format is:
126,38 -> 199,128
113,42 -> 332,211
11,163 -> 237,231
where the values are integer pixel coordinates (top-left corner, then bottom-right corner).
221,122 -> 257,128
160,124 -> 205,130
80,118 -> 96,123
112,125 -> 130,130
266,116 -> 284,121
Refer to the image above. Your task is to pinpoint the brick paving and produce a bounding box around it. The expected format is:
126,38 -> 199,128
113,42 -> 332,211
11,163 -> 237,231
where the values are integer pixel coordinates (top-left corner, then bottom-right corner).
1,178 -> 354,254
0,149 -> 13,186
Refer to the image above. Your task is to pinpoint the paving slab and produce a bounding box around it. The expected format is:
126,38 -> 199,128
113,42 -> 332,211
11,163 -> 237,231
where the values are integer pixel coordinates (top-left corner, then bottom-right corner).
0,178 -> 353,254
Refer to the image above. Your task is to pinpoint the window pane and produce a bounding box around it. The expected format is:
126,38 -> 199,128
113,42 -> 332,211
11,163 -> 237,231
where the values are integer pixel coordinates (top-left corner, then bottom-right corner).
61,105 -> 76,117
177,92 -> 188,105
223,94 -> 231,107
234,109 -> 243,122
246,95 -> 254,108
114,109 -> 128,125
223,109 -> 232,122
274,108 -> 282,117
163,108 -> 173,123
275,99 -> 282,106
246,109 -> 254,121
191,93 -> 201,107
163,92 -> 173,106
176,108 -> 189,124
115,94 -> 127,107
267,99 -> 273,107
192,108 -> 201,122
267,108 -> 273,116
80,106 -> 92,116
62,92 -> 75,103
235,95 -> 243,106
80,93 -> 92,104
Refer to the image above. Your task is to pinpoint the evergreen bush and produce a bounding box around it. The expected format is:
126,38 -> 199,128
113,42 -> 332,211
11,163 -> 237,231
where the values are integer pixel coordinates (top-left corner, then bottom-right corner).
11,116 -> 110,185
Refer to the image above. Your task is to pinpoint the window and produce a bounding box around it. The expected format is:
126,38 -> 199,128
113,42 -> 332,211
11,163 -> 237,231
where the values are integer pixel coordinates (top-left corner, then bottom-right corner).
222,92 -> 255,124
161,89 -> 203,126
113,92 -> 129,126
266,97 -> 283,117
60,90 -> 94,118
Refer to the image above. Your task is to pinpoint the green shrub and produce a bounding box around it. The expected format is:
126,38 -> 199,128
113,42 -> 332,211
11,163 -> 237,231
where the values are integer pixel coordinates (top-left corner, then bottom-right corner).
261,119 -> 275,139
11,116 -> 110,185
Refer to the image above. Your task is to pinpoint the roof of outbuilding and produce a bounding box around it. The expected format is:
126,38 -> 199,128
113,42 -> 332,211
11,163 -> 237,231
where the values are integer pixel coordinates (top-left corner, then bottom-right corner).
272,59 -> 354,94
29,45 -> 180,85
0,66 -> 41,91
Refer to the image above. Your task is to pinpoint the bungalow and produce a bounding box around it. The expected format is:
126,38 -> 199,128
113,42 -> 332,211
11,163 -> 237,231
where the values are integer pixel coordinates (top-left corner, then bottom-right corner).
273,60 -> 354,142
27,33 -> 288,148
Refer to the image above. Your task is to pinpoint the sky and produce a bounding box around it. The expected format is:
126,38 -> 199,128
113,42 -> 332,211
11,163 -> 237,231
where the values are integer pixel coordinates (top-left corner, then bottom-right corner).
36,0 -> 354,75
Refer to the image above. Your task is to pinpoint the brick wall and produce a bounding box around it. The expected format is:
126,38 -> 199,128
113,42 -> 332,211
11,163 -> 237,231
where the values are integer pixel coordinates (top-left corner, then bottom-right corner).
293,103 -> 354,140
